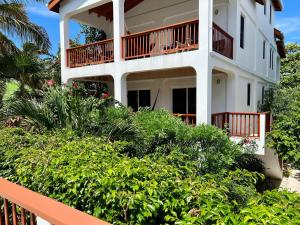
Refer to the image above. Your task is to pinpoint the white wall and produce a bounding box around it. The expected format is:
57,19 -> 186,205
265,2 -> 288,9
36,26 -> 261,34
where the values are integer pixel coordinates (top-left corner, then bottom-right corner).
127,76 -> 196,112
212,73 -> 227,113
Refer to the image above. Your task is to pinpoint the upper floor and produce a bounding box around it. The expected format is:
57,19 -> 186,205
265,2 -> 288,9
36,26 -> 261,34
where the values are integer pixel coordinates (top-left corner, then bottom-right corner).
49,0 -> 285,84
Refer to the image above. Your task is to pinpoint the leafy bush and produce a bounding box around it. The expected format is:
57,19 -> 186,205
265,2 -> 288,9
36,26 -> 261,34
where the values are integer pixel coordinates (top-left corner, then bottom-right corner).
1,128 -> 299,225
133,110 -> 242,174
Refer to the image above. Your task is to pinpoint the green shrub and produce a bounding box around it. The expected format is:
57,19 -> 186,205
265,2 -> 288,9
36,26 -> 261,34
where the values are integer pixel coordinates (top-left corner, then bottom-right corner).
1,128 -> 299,225
134,110 -> 242,174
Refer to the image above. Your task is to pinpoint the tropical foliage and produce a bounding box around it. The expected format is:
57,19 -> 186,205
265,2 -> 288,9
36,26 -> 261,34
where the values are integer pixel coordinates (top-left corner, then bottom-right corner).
0,128 -> 299,225
263,43 -> 300,167
0,0 -> 50,54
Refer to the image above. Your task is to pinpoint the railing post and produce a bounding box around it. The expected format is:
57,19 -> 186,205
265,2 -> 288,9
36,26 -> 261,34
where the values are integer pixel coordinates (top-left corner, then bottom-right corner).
260,113 -> 266,141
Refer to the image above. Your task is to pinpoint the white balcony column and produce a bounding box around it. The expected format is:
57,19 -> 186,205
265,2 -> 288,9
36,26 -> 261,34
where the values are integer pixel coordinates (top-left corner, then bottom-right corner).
228,0 -> 238,59
114,74 -> 127,106
196,0 -> 213,125
60,15 -> 70,84
113,0 -> 125,62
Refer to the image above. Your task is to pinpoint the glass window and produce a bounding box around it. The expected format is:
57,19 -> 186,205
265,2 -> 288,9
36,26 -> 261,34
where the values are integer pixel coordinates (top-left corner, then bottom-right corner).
128,90 -> 151,111
247,83 -> 251,106
173,88 -> 196,114
263,40 -> 266,59
240,15 -> 245,49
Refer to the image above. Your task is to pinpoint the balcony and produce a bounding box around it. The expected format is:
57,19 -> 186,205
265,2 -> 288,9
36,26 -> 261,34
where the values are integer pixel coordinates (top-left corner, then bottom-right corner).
175,112 -> 272,139
66,21 -> 233,68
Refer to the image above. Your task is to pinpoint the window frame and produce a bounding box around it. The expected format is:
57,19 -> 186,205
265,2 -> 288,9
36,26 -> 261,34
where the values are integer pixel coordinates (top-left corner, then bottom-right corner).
240,14 -> 245,49
263,40 -> 266,59
127,89 -> 151,111
247,83 -> 251,107
269,4 -> 272,24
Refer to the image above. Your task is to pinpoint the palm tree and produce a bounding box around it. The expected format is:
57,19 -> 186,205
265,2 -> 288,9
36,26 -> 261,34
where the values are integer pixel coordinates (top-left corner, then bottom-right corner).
0,0 -> 50,54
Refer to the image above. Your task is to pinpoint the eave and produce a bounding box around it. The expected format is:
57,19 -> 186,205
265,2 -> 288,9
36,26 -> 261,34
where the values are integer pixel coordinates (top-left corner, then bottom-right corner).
274,28 -> 286,58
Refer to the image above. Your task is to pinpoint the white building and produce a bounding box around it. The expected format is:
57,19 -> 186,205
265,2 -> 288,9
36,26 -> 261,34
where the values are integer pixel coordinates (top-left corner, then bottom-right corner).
49,0 -> 285,179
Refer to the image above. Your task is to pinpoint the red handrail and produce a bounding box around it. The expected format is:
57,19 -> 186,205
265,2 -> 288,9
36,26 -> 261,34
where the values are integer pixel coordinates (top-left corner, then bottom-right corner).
0,178 -> 111,225
122,20 -> 199,60
66,39 -> 114,68
174,113 -> 196,126
212,23 -> 234,59
212,112 -> 260,138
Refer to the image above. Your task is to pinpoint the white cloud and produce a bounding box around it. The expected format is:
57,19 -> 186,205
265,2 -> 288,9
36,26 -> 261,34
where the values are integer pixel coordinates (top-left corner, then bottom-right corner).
27,5 -> 58,18
276,17 -> 300,35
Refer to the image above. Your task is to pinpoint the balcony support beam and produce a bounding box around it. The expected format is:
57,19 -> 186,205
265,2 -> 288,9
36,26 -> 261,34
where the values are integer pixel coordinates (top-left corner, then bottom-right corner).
60,15 -> 70,84
113,0 -> 125,62
196,0 -> 213,125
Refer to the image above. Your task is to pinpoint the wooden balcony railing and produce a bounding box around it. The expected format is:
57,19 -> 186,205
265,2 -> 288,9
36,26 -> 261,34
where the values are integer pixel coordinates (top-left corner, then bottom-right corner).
122,19 -> 199,60
66,39 -> 114,68
212,112 -> 261,138
212,23 -> 234,59
174,113 -> 196,126
66,21 -> 234,67
0,178 -> 111,225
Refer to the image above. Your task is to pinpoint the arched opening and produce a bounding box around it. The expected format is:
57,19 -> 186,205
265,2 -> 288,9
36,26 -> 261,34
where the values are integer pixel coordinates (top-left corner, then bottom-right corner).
126,67 -> 197,124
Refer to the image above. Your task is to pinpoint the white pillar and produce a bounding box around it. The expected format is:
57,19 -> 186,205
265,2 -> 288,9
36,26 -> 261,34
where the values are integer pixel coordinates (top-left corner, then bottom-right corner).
227,0 -> 239,60
113,0 -> 125,62
114,74 -> 127,106
60,15 -> 70,84
196,0 -> 213,125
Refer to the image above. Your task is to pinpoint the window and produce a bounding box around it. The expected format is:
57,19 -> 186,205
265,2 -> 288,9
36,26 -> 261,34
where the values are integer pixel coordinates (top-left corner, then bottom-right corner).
173,88 -> 196,114
269,47 -> 274,70
262,86 -> 265,104
269,4 -> 272,24
272,51 -> 274,70
263,40 -> 266,59
128,90 -> 151,111
247,83 -> 251,106
269,48 -> 272,69
264,3 -> 267,15
240,15 -> 245,49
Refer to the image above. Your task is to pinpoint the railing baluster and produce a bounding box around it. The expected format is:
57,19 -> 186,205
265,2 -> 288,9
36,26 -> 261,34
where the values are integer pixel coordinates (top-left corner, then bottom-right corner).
30,213 -> 36,225
21,208 -> 26,225
4,199 -> 9,225
12,204 -> 17,225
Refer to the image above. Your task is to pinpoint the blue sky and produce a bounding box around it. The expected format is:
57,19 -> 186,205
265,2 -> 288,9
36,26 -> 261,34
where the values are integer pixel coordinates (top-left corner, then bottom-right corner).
22,0 -> 300,54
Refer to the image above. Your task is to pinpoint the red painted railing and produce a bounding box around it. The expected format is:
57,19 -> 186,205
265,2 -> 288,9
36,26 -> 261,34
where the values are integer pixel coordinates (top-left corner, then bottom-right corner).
212,23 -> 234,59
122,19 -> 199,60
66,39 -> 114,68
212,112 -> 261,138
0,178 -> 111,225
174,113 -> 196,125
66,21 -> 234,67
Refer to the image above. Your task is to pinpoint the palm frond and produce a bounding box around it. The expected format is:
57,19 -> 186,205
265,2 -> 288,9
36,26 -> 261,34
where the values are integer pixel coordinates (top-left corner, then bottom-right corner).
0,2 -> 50,51
0,31 -> 18,54
7,99 -> 55,129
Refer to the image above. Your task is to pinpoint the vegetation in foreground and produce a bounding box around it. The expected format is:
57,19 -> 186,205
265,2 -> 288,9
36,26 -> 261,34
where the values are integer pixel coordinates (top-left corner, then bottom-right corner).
260,43 -> 300,168
0,127 -> 299,225
0,84 -> 299,224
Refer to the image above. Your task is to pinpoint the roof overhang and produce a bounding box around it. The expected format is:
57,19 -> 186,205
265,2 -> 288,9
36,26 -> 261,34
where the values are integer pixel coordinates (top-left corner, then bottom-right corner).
48,0 -> 144,14
48,0 -> 61,13
274,28 -> 286,58
272,0 -> 283,11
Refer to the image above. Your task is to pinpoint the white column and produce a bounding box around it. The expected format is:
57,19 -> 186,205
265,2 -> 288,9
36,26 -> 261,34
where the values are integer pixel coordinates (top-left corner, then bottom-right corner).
113,0 -> 125,62
60,15 -> 70,84
114,74 -> 127,106
196,0 -> 213,125
227,0 -> 239,60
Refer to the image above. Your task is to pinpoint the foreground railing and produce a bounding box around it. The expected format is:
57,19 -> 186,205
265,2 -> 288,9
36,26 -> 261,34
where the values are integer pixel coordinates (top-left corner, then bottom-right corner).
0,178 -> 111,225
174,114 -> 196,126
212,23 -> 234,59
212,112 -> 262,138
67,39 -> 114,68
